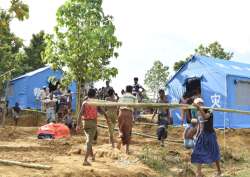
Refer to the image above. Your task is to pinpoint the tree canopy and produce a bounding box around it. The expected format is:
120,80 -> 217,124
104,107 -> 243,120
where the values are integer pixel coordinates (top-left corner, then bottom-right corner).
0,0 -> 29,77
44,0 -> 121,84
144,60 -> 169,98
22,31 -> 46,73
173,41 -> 233,71
43,0 -> 121,111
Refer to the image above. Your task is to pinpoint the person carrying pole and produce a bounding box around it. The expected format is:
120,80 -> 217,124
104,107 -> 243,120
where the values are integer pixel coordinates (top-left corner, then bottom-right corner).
117,85 -> 138,154
191,98 -> 221,177
151,89 -> 171,147
76,88 -> 107,166
105,88 -> 119,148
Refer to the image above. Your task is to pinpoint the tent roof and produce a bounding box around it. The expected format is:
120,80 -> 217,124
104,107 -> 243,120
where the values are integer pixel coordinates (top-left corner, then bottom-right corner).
12,66 -> 51,81
168,55 -> 250,84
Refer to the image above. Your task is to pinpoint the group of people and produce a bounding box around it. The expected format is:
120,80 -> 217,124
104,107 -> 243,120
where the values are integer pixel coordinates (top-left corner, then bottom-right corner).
76,82 -> 144,166
76,82 -> 222,177
0,101 -> 21,126
40,86 -> 73,129
180,91 -> 221,177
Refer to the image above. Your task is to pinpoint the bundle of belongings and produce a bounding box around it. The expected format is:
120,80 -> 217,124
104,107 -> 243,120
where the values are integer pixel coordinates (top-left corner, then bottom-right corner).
37,123 -> 70,139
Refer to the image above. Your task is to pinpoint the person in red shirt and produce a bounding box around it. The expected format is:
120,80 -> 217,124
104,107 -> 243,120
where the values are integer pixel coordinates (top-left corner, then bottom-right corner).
76,88 -> 106,166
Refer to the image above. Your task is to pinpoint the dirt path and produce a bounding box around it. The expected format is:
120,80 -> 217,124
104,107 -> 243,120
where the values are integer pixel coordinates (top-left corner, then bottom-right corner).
1,121 -> 250,177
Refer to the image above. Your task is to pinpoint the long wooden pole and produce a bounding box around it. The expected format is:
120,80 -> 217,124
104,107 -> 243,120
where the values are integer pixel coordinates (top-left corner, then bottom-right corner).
97,124 -> 183,144
88,100 -> 250,115
0,159 -> 52,170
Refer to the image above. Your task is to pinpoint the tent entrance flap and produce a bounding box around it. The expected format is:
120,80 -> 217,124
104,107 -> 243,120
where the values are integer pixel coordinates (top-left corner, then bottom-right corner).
184,77 -> 201,97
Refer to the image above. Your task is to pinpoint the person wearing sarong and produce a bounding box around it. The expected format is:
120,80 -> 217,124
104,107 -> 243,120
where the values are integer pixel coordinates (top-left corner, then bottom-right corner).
105,88 -> 118,148
151,89 -> 170,147
117,85 -> 138,154
191,98 -> 221,177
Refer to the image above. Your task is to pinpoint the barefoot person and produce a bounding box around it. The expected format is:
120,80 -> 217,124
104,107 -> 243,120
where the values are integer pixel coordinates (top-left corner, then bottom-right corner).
76,89 -> 100,166
117,85 -> 138,154
191,98 -> 221,177
105,88 -> 118,148
151,89 -> 170,147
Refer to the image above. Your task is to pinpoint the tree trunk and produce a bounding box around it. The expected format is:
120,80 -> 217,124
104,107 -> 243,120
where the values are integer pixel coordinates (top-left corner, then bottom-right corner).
1,106 -> 5,128
76,80 -> 81,114
1,80 -> 10,128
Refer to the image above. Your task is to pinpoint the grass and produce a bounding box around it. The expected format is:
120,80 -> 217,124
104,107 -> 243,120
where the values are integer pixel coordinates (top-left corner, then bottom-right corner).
138,145 -> 195,177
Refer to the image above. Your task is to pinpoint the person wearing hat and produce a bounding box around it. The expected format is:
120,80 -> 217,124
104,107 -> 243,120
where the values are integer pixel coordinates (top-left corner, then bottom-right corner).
191,98 -> 221,177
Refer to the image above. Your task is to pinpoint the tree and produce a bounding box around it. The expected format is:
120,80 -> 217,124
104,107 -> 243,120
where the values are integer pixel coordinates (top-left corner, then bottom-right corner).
0,0 -> 29,77
173,59 -> 188,72
195,41 -> 233,60
144,60 -> 169,98
43,0 -> 121,111
22,31 -> 46,73
0,0 -> 28,127
173,41 -> 234,71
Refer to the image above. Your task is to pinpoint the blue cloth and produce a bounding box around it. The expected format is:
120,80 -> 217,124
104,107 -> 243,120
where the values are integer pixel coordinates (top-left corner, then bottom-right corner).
157,126 -> 167,140
191,132 -> 220,164
184,139 -> 194,149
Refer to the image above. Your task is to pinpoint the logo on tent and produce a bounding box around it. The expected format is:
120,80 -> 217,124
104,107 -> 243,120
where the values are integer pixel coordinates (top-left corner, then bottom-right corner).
33,88 -> 41,99
211,94 -> 221,108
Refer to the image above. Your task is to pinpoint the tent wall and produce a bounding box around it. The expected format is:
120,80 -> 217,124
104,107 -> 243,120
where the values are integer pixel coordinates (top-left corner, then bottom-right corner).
200,70 -> 227,128
8,78 -> 28,109
226,75 -> 250,128
26,69 -> 62,109
168,55 -> 250,128
168,56 -> 228,128
8,68 -> 77,111
168,57 -> 205,125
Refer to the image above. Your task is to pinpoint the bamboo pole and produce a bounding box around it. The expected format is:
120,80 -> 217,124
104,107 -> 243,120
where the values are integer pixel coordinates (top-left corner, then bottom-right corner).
22,109 -> 46,114
0,159 -> 52,170
89,100 -> 250,115
97,124 -> 183,144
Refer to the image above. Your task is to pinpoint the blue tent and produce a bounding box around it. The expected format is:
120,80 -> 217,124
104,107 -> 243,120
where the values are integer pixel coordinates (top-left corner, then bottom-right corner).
167,55 -> 250,128
8,66 -> 76,111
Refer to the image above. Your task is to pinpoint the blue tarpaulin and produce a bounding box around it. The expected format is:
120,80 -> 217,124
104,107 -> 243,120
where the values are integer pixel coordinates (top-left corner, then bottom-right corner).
167,55 -> 250,128
8,66 -> 76,111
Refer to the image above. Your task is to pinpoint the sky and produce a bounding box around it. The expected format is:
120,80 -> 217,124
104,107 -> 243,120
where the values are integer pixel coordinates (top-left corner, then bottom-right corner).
1,0 -> 250,94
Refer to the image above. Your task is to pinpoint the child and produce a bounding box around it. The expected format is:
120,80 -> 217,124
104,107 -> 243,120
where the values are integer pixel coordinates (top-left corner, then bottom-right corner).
152,89 -> 170,147
183,119 -> 197,149
64,110 -> 73,129
12,102 -> 21,126
76,88 -> 107,166
117,85 -> 138,154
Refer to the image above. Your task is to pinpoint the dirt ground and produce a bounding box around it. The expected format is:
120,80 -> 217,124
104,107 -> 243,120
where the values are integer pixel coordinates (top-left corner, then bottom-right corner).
1,115 -> 250,177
